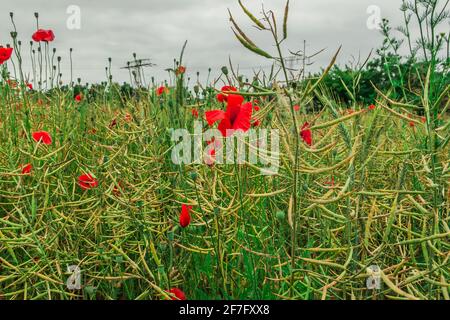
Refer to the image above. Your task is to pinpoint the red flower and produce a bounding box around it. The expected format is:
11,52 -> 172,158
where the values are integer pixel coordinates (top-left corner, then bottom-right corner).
179,204 -> 192,228
191,109 -> 199,118
216,86 -> 237,103
109,118 -> 117,128
26,82 -> 33,90
251,119 -> 261,127
75,94 -> 82,102
78,174 -> 99,190
124,113 -> 132,122
409,121 -> 415,127
0,47 -> 13,65
156,86 -> 169,96
368,104 -> 376,110
32,131 -> 52,145
205,94 -> 253,137
421,116 -> 426,123
293,105 -> 300,111
253,105 -> 260,111
176,66 -> 186,75
167,288 -> 186,300
32,29 -> 55,42
300,122 -> 312,146
21,164 -> 32,175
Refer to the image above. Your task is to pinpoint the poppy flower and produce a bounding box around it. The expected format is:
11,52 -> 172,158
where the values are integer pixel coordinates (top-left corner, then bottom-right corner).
78,174 -> 98,190
156,86 -> 169,96
421,116 -> 426,123
251,119 -> 261,127
300,122 -> 312,146
176,66 -> 186,75
167,288 -> 186,300
323,176 -> 335,186
253,105 -> 260,112
75,94 -> 82,102
0,47 -> 13,65
368,104 -> 376,110
32,131 -> 52,145
216,86 -> 237,103
113,182 -> 123,196
124,113 -> 132,122
26,82 -> 33,90
409,121 -> 415,128
32,29 -> 55,42
204,143 -> 217,166
205,94 -> 253,137
109,118 -> 117,128
21,164 -> 32,175
293,105 -> 300,111
179,204 -> 192,228
191,109 -> 199,118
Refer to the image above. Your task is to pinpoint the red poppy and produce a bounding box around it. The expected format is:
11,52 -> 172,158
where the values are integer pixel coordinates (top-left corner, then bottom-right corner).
205,94 -> 253,137
26,82 -> 33,90
109,118 -> 117,128
293,105 -> 300,111
176,66 -> 186,75
21,164 -> 32,175
368,104 -> 376,110
32,29 -> 55,42
75,94 -> 82,102
409,121 -> 415,127
124,113 -> 132,122
167,288 -> 186,300
251,119 -> 261,127
32,131 -> 52,145
179,204 -> 192,228
191,109 -> 199,118
216,86 -> 237,103
253,105 -> 260,111
300,122 -> 312,146
0,47 -> 13,65
156,86 -> 169,96
253,99 -> 260,105
323,176 -> 335,186
78,174 -> 99,190
113,182 -> 123,196
421,116 -> 426,123
204,142 -> 217,166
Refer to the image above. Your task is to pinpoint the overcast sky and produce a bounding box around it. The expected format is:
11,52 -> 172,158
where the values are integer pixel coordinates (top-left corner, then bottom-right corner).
0,0 -> 407,86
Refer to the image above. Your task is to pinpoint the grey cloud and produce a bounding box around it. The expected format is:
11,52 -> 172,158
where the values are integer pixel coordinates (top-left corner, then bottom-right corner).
0,0 -> 405,85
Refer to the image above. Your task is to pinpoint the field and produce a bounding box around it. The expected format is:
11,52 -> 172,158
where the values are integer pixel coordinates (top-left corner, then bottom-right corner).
0,1 -> 449,301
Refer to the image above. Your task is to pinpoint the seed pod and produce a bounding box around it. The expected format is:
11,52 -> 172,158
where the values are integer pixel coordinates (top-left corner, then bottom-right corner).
232,29 -> 273,59
282,0 -> 290,40
238,0 -> 265,29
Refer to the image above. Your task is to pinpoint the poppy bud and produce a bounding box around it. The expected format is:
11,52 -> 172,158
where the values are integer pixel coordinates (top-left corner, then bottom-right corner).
194,85 -> 199,94
276,211 -> 285,220
190,172 -> 198,181
10,12 -> 13,18
10,32 -> 17,39
221,66 -> 229,75
34,12 -> 39,18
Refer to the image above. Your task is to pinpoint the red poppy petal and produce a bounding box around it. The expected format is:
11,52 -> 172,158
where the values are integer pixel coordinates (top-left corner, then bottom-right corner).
205,110 -> 226,126
232,102 -> 253,133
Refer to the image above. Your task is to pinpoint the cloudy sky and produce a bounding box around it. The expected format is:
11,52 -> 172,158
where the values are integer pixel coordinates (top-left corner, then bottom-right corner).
0,0 -> 407,85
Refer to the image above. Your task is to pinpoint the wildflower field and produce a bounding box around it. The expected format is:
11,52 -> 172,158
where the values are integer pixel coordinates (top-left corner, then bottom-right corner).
0,1 -> 449,300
